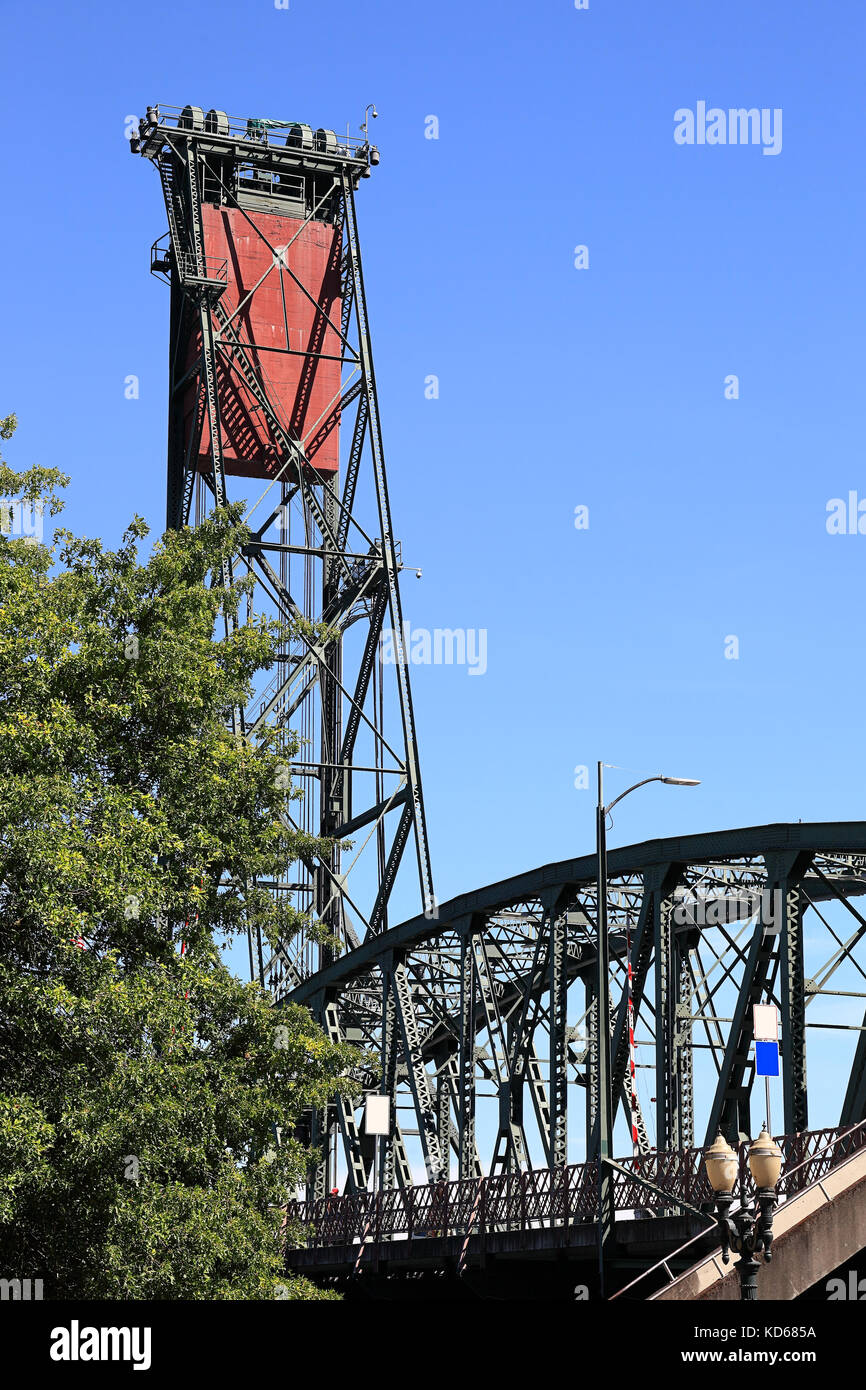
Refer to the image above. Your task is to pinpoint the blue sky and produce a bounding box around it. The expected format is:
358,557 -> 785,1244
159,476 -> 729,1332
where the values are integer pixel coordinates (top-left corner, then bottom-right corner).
2,0 -> 865,1135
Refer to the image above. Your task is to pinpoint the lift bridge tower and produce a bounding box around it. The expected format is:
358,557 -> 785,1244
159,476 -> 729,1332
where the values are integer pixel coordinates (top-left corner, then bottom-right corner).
131,104 -> 435,998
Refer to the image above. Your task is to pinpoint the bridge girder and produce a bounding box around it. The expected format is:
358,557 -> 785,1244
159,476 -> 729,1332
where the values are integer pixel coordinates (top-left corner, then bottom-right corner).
287,822 -> 866,1191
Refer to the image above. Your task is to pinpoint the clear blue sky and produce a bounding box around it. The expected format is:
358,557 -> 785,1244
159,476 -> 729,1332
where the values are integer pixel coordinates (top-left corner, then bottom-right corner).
2,1 -> 865,1134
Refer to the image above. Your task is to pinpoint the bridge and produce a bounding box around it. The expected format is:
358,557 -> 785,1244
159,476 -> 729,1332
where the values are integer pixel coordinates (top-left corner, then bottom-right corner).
131,109 -> 866,1303
283,821 -> 866,1298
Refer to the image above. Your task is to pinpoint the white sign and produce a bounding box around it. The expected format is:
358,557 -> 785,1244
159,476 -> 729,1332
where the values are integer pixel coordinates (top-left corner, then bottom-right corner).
753,1003 -> 779,1041
365,1094 -> 390,1136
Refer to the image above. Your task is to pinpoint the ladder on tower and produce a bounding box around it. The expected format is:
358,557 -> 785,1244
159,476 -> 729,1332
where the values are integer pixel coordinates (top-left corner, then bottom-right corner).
157,154 -> 189,278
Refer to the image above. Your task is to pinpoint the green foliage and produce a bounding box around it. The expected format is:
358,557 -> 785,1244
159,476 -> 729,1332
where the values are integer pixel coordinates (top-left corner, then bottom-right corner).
0,418 -> 356,1300
0,412 -> 69,515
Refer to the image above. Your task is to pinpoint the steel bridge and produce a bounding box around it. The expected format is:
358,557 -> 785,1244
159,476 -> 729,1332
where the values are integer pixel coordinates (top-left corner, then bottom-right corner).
282,823 -> 866,1296
132,106 -> 866,1298
287,823 -> 866,1193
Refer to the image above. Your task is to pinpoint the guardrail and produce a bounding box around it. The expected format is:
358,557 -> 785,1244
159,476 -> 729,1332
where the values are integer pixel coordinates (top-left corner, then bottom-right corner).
140,103 -> 368,160
285,1122 -> 866,1252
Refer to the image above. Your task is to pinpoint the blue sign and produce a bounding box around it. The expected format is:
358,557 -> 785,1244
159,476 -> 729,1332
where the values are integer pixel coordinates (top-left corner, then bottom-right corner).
755,1040 -> 780,1077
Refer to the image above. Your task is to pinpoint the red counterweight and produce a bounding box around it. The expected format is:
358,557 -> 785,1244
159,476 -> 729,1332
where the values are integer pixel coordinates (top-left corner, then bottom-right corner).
184,204 -> 342,480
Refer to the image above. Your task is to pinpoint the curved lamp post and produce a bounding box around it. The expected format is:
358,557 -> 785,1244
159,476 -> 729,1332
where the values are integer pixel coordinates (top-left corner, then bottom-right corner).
704,1128 -> 783,1300
595,763 -> 700,1295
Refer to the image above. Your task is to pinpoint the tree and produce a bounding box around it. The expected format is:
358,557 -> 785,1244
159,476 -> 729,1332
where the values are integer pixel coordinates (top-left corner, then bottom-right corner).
0,415 -> 357,1299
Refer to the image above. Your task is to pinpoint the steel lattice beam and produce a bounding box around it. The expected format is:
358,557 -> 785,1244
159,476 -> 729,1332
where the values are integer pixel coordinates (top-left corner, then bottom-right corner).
284,824 -> 866,1195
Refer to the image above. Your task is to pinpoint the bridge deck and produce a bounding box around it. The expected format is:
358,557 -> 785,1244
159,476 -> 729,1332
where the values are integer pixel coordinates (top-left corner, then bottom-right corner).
285,1122 -> 866,1296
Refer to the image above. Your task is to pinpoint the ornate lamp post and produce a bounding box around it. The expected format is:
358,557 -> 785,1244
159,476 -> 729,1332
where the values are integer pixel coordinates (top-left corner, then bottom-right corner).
704,1128 -> 783,1300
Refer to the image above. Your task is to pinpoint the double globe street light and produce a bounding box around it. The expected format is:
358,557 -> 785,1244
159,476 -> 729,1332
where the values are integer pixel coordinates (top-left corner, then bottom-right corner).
704,1127 -> 784,1300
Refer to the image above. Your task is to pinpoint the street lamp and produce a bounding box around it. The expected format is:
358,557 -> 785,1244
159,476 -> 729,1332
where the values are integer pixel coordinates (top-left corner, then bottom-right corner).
595,763 -> 700,1295
704,1127 -> 783,1300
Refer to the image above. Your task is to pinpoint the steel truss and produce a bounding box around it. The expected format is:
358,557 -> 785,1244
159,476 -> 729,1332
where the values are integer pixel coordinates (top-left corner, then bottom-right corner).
133,105 -> 435,1009
288,823 -> 866,1195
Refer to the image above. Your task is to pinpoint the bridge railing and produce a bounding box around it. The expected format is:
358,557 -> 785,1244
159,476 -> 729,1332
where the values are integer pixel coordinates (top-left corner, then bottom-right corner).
284,1122 -> 866,1251
775,1123 -> 866,1193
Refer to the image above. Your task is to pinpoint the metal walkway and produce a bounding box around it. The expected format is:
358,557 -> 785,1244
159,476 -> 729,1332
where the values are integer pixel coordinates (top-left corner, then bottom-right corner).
286,1121 -> 866,1296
